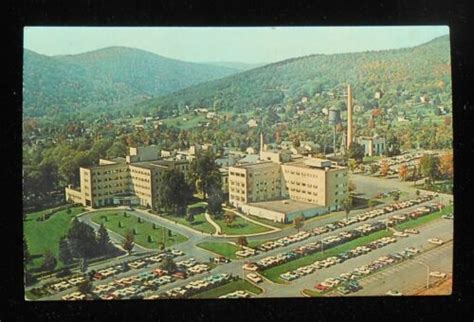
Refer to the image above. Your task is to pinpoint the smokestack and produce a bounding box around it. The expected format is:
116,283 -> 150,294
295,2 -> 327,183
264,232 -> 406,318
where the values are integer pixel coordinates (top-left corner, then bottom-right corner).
347,84 -> 353,149
260,132 -> 264,152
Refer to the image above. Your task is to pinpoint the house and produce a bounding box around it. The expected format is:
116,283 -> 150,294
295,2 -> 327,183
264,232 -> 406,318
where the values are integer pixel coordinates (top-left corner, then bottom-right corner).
247,119 -> 258,128
206,112 -> 217,119
246,147 -> 257,155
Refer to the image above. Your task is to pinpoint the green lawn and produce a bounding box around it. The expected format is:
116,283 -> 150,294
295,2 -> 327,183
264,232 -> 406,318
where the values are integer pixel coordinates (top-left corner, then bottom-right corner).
245,215 -> 291,229
162,213 -> 215,234
396,205 -> 453,231
261,230 -> 393,283
197,242 -> 241,259
90,211 -> 187,249
161,113 -> 207,130
214,215 -> 272,235
24,206 -> 85,270
191,278 -> 263,299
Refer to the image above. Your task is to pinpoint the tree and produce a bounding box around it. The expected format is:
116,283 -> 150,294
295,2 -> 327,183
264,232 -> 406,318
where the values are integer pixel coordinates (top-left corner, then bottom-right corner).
368,199 -> 377,209
185,212 -> 195,224
348,180 -> 356,193
380,160 -> 390,177
236,236 -> 248,249
348,142 -> 365,162
67,218 -> 98,259
41,250 -> 57,272
419,154 -> 441,183
156,169 -> 192,216
399,164 -> 409,181
58,236 -> 73,265
438,152 -> 453,179
79,258 -> 88,273
77,279 -> 93,295
342,197 -> 353,220
189,151 -> 221,198
224,212 -> 237,227
207,184 -> 224,218
24,236 -> 32,265
386,135 -> 401,157
97,223 -> 113,255
122,229 -> 135,255
416,190 -> 421,196
293,215 -> 305,232
392,192 -> 400,202
160,256 -> 177,273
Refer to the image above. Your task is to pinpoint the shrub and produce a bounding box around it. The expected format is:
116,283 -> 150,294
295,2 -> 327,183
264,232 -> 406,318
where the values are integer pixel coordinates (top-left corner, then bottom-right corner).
148,235 -> 154,243
56,268 -> 72,278
153,223 -> 157,230
118,221 -> 123,228
133,228 -> 138,235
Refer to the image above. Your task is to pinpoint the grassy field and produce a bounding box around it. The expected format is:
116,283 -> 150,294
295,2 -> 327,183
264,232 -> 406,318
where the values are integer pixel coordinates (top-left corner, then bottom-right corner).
190,278 -> 263,298
90,211 -> 187,249
162,213 -> 215,234
245,215 -> 291,229
396,205 -> 453,231
160,113 -> 207,130
196,242 -> 241,259
24,206 -> 85,270
214,215 -> 272,235
261,230 -> 393,283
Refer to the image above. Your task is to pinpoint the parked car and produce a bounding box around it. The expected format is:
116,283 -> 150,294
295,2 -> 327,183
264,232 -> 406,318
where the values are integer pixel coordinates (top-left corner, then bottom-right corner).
247,273 -> 263,283
404,229 -> 419,234
428,238 -> 444,245
386,290 -> 403,296
393,231 -> 409,238
429,271 -> 447,278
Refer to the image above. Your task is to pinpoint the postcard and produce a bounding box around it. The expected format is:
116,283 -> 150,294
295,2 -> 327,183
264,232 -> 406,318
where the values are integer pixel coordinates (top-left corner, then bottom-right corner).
23,26 -> 453,300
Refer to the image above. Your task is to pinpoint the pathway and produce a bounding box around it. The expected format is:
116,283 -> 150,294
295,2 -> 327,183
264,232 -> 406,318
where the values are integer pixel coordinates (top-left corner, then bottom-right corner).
204,212 -> 222,235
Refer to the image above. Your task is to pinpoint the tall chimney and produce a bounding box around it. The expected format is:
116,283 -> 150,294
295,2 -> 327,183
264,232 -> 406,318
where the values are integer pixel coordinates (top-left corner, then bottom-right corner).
347,84 -> 353,149
260,132 -> 264,152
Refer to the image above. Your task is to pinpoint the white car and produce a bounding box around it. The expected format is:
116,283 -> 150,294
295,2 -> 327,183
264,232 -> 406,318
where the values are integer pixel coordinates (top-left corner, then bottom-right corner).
405,247 -> 421,254
386,290 -> 403,296
429,271 -> 447,278
428,238 -> 444,245
247,273 -> 263,283
404,229 -> 419,234
393,231 -> 409,238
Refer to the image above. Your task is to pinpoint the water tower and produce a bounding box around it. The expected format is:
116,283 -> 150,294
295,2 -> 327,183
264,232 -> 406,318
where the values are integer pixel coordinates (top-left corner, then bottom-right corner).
328,107 -> 341,155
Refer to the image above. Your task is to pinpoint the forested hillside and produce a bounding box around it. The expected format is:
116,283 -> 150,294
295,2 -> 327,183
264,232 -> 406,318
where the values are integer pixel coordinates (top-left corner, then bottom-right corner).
23,47 -> 240,117
135,35 -> 451,117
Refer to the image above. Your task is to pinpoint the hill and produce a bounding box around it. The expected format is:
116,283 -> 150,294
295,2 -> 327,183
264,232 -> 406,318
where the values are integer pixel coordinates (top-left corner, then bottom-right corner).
135,35 -> 451,117
23,47 -> 241,117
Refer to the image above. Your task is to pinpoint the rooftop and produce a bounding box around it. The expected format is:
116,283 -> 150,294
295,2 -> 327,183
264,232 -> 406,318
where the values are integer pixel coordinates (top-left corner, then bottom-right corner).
231,161 -> 278,170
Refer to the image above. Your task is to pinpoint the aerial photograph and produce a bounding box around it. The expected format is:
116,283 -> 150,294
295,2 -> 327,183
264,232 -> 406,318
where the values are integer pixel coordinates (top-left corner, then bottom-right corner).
23,26 -> 453,300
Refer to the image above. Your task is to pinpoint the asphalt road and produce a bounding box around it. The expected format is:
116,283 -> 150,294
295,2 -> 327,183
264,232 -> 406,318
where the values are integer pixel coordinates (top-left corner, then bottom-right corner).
352,241 -> 453,296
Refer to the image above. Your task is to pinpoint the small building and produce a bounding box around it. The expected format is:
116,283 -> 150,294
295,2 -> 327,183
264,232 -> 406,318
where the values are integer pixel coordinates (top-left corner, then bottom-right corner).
246,119 -> 258,128
357,135 -> 386,156
246,147 -> 257,155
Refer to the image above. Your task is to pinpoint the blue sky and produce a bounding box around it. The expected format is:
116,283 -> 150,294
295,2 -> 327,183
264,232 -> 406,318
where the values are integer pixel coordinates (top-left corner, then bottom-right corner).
24,26 -> 449,64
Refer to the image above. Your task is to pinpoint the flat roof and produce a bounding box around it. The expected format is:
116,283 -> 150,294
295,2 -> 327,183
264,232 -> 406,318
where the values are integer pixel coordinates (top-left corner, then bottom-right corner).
231,161 -> 278,170
247,199 -> 324,214
283,159 -> 346,171
131,159 -> 188,170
